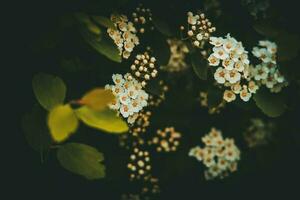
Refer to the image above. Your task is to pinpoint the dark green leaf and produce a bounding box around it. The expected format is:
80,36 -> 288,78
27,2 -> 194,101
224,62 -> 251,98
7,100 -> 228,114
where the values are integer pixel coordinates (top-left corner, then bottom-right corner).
22,105 -> 52,155
91,16 -> 115,29
253,88 -> 286,117
207,86 -> 223,108
32,73 -> 66,111
57,143 -> 105,180
76,13 -> 121,63
253,21 -> 279,37
152,17 -> 172,37
151,33 -> 170,66
277,31 -> 300,61
191,52 -> 208,80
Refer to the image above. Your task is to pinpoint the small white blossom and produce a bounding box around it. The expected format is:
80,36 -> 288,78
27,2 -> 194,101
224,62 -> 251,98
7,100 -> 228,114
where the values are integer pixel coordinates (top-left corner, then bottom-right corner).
251,40 -> 288,93
214,67 -> 226,84
106,73 -> 149,123
189,128 -> 241,180
108,14 -> 139,59
223,90 -> 236,102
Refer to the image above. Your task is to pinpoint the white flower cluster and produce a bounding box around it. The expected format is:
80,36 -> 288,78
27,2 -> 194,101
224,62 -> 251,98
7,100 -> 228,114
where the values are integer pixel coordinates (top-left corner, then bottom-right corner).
251,40 -> 288,93
130,51 -> 158,87
182,12 -> 216,48
105,73 -> 149,123
107,14 -> 139,59
189,128 -> 241,180
244,118 -> 274,148
132,4 -> 154,34
208,34 -> 258,102
161,39 -> 189,72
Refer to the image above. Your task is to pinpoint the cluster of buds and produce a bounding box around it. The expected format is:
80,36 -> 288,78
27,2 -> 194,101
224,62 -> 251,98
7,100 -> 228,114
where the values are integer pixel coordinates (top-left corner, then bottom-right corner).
127,147 -> 152,181
148,127 -> 181,152
181,12 -> 216,48
141,176 -> 160,196
119,110 -> 152,149
199,91 -> 226,114
161,39 -> 189,72
244,118 -> 274,148
132,4 -> 154,34
148,81 -> 169,107
121,176 -> 160,200
131,51 -> 158,87
107,14 -> 139,59
189,128 -> 241,180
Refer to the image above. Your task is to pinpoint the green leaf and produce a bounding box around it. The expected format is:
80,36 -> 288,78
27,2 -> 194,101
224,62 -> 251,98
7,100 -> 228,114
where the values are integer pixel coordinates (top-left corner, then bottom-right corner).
22,105 -> 52,154
191,52 -> 208,80
75,106 -> 128,134
253,88 -> 286,117
91,16 -> 115,29
277,31 -> 300,61
60,57 -> 86,72
47,104 -> 79,142
76,13 -> 121,63
152,16 -> 172,37
57,143 -> 105,180
32,73 -> 66,111
253,21 -> 279,37
151,32 -> 171,66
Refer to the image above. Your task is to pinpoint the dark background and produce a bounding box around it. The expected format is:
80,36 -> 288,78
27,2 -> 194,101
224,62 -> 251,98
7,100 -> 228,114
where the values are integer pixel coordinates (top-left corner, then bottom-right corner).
7,0 -> 300,199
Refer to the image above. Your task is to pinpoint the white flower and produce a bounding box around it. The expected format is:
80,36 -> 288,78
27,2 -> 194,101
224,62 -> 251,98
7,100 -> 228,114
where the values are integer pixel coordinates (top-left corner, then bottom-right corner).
187,12 -> 199,25
231,83 -> 242,94
225,70 -> 241,84
234,60 -> 245,72
106,73 -> 149,121
263,76 -> 277,89
248,81 -> 259,93
209,37 -> 224,47
189,128 -> 240,180
214,67 -> 226,84
223,90 -> 236,102
213,46 -> 229,60
222,59 -> 234,70
119,93 -> 130,105
108,14 -> 139,59
239,53 -> 250,65
223,38 -> 237,53
124,41 -> 135,52
120,104 -> 131,118
240,86 -> 252,102
112,74 -> 125,85
208,54 -> 220,66
253,64 -> 269,81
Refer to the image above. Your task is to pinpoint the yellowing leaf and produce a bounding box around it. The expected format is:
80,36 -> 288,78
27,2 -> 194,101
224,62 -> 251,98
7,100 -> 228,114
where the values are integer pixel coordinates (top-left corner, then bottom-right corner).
75,106 -> 128,134
80,88 -> 115,111
47,104 -> 79,142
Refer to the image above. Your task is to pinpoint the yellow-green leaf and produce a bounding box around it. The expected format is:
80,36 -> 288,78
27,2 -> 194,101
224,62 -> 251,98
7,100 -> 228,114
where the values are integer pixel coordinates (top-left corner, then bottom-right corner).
47,104 -> 79,142
32,73 -> 66,111
80,88 -> 115,111
57,143 -> 105,180
91,16 -> 115,29
75,106 -> 128,134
